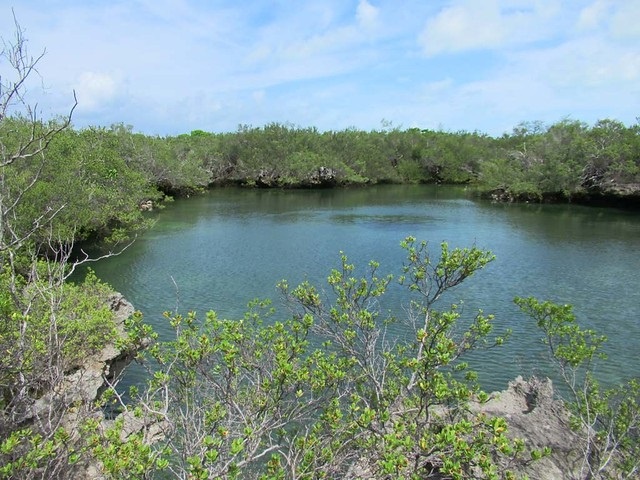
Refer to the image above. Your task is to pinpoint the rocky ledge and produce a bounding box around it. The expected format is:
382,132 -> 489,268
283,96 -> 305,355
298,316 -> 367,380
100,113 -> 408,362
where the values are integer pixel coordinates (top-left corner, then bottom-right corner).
477,376 -> 585,480
486,183 -> 640,209
347,376 -> 588,480
22,293 -> 162,479
28,293 -> 140,419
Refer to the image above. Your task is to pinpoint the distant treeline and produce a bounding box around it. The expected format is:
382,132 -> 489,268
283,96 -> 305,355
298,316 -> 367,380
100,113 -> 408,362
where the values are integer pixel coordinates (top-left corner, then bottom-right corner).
3,117 -> 639,246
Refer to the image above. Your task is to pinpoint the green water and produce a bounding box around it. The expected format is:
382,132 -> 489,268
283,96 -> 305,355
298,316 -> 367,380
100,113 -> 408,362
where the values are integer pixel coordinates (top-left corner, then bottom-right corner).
87,185 -> 640,391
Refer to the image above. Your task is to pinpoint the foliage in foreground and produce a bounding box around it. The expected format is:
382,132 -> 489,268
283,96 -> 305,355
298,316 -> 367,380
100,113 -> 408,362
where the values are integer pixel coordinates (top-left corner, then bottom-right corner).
95,238 -> 539,480
0,19 -> 147,478
517,298 -> 640,479
3,240 -> 640,479
88,241 -> 640,480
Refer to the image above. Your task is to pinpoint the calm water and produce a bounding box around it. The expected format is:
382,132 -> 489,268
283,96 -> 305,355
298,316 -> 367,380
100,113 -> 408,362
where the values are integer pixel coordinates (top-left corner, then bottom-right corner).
86,185 -> 640,392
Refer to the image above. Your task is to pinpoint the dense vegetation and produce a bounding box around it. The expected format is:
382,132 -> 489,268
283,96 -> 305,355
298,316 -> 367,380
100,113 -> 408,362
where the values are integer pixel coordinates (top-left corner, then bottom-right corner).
1,20 -> 639,479
21,118 -> 640,212
167,119 -> 640,205
2,115 -> 637,247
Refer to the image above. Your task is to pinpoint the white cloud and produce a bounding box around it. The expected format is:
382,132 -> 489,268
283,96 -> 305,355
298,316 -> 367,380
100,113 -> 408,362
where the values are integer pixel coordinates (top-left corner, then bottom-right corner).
73,72 -> 122,111
419,2 -> 505,55
576,1 -> 640,39
418,0 -> 561,56
247,44 -> 273,63
545,38 -> 640,87
232,2 -> 389,92
356,0 -> 379,29
610,1 -> 640,39
576,0 -> 611,31
426,33 -> 640,131
252,90 -> 266,103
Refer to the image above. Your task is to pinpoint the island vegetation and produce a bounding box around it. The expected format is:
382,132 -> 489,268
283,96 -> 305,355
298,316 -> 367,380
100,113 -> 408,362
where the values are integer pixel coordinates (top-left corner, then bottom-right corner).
10,114 -> 640,209
1,20 -> 639,479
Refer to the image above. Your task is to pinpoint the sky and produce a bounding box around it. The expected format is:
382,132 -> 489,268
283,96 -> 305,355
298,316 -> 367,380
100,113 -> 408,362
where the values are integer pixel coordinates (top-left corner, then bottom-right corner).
1,0 -> 639,137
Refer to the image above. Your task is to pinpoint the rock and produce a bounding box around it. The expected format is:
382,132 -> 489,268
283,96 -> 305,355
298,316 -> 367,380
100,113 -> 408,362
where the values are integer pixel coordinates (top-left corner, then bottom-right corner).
347,376 -> 587,480
64,294 -> 165,479
107,409 -> 166,444
139,200 -> 153,211
308,166 -> 338,187
255,168 -> 280,187
24,293 -> 137,424
477,376 -> 585,480
488,188 -> 516,203
67,293 -> 138,404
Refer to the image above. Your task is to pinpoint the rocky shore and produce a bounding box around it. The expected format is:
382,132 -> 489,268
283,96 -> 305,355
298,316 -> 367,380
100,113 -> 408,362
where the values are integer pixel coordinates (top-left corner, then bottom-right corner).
486,182 -> 640,209
29,293 -> 162,479
22,293 -> 138,426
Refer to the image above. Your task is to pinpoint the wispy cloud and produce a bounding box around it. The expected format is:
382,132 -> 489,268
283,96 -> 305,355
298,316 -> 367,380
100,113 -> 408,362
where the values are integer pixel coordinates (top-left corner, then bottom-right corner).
356,0 -> 380,29
418,0 -> 562,56
1,1 -> 638,135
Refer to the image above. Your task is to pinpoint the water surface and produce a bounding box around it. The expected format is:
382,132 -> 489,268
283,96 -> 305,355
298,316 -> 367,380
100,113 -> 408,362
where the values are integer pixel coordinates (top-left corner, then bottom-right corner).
87,185 -> 640,391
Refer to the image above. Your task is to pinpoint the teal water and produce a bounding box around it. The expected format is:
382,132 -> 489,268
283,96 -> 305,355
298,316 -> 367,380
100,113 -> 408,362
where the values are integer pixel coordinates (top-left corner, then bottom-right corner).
86,185 -> 640,392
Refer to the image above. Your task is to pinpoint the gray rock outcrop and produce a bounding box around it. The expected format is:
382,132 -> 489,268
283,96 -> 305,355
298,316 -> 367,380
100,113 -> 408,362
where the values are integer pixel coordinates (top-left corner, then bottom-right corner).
478,376 -> 585,480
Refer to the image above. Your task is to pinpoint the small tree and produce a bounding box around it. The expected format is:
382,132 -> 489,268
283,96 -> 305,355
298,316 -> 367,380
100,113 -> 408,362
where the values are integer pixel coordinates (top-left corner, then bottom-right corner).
516,297 -> 640,479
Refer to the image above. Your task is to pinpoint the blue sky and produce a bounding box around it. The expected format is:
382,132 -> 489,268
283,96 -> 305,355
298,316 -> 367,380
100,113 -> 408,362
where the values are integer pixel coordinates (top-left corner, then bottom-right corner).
1,0 -> 639,136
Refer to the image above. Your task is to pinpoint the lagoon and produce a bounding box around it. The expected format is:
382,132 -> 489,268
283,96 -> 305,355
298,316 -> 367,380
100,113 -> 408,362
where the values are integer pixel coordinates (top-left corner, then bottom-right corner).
88,185 -> 640,392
